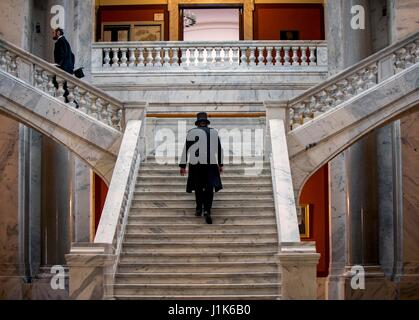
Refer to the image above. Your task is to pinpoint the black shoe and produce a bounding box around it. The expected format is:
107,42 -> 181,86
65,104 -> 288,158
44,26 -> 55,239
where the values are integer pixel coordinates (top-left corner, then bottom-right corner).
203,212 -> 212,224
195,209 -> 202,217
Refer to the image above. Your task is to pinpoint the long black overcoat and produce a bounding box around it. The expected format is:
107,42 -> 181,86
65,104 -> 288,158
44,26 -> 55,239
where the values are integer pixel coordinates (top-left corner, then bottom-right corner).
179,126 -> 223,193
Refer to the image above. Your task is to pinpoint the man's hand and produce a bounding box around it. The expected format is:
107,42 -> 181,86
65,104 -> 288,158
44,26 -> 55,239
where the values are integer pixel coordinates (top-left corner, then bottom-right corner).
180,168 -> 187,176
219,166 -> 224,174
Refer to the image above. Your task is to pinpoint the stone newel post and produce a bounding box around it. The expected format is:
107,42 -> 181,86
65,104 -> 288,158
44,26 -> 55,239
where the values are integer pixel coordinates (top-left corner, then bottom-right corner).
278,243 -> 320,299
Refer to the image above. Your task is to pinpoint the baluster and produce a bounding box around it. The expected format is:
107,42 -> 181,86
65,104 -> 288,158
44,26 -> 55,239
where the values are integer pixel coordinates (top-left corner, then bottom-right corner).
249,47 -> 256,66
89,94 -> 98,119
291,106 -> 303,130
180,47 -> 187,66
137,47 -> 145,67
335,80 -> 347,106
100,99 -> 110,124
8,53 -> 18,76
66,82 -> 76,108
240,47 -> 247,66
154,47 -> 162,66
415,40 -> 419,63
345,75 -> 357,98
163,47 -> 170,66
394,48 -> 406,73
274,47 -> 282,66
119,48 -> 128,67
355,70 -> 366,94
366,63 -> 378,88
405,43 -> 416,67
256,47 -> 265,67
78,88 -> 88,113
313,91 -> 326,117
34,68 -> 44,89
309,47 -> 317,65
109,104 -> 121,130
197,47 -> 205,66
302,99 -> 313,123
103,48 -> 111,67
46,73 -> 56,96
55,77 -> 66,102
301,47 -> 308,66
111,47 -> 119,67
41,71 -> 50,92
214,47 -> 222,65
283,47 -> 291,66
265,47 -> 273,67
146,48 -> 154,67
190,47 -> 197,66
324,85 -> 337,110
128,48 -> 136,67
222,47 -> 230,65
291,47 -> 299,66
0,48 -> 7,71
232,47 -> 239,66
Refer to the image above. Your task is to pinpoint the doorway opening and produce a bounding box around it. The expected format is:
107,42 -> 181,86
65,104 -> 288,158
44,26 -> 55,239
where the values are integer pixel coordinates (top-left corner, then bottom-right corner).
179,5 -> 243,41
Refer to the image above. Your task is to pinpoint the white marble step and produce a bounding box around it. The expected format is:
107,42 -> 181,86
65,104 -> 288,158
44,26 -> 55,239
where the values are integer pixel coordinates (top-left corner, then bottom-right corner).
140,162 -> 270,169
124,232 -> 277,243
111,283 -> 279,296
129,207 -> 275,216
128,215 -> 276,225
132,193 -> 273,201
125,223 -> 277,234
130,200 -> 275,209
111,294 -> 279,300
138,168 -> 271,176
122,241 -> 277,253
137,175 -> 272,183
135,185 -> 273,192
114,272 -> 279,285
119,251 -> 278,263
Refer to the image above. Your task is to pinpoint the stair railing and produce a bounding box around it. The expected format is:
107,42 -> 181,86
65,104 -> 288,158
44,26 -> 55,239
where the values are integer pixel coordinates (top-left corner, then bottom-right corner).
0,36 -> 124,130
93,114 -> 146,298
285,30 -> 419,130
268,118 -> 300,244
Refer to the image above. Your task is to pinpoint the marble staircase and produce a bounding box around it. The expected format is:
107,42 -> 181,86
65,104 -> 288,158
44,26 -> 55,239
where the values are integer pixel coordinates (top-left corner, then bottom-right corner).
109,158 -> 281,300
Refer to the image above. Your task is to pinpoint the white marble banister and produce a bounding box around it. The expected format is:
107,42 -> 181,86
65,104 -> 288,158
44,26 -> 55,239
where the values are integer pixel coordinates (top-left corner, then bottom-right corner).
286,30 -> 419,130
269,118 -> 300,244
92,40 -> 327,71
94,119 -> 144,279
0,36 -> 124,130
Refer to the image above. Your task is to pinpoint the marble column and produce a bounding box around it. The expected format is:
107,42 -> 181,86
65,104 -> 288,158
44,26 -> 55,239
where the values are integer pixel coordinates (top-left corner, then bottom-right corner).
0,0 -> 33,299
325,0 -> 394,299
388,0 -> 419,299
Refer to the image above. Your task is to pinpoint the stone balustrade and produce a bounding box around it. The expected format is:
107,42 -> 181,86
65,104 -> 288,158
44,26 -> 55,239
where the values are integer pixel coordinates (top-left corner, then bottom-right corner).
93,119 -> 145,296
0,37 -> 124,130
287,30 -> 419,130
92,40 -> 327,71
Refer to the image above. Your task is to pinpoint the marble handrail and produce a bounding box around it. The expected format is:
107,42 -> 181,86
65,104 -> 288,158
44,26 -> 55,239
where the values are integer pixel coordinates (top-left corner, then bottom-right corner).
94,119 -> 144,279
287,30 -> 419,130
0,36 -> 124,130
269,118 -> 300,244
92,40 -> 327,70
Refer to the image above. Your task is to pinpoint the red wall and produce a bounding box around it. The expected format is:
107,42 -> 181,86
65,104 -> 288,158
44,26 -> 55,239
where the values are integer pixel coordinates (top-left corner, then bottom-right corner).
96,5 -> 169,41
94,173 -> 108,233
299,164 -> 329,277
254,4 -> 324,40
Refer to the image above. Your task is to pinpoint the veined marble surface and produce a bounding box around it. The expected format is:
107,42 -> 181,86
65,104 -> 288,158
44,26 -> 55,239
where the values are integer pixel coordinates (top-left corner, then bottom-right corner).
0,70 -> 122,183
287,63 -> 419,197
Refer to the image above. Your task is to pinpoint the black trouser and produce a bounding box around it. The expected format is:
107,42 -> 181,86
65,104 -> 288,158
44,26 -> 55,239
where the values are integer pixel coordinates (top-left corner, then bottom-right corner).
195,186 -> 214,213
52,76 -> 69,102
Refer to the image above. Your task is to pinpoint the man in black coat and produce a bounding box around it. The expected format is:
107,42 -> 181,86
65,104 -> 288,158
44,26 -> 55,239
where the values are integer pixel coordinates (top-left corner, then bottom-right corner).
179,112 -> 224,224
52,28 -> 75,103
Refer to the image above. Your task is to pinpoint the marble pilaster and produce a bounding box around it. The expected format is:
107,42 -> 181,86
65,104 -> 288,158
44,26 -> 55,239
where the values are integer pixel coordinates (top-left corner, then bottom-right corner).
388,0 -> 419,300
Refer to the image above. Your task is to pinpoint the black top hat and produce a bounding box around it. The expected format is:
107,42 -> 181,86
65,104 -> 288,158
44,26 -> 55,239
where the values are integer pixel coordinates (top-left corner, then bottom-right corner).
195,112 -> 210,126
